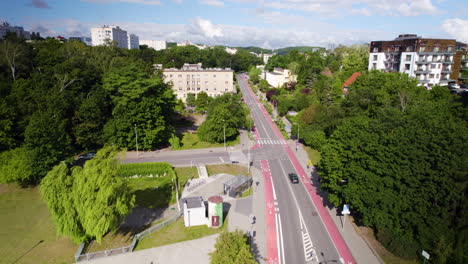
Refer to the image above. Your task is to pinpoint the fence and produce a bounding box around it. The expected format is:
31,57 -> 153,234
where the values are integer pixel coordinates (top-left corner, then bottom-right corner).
75,210 -> 182,262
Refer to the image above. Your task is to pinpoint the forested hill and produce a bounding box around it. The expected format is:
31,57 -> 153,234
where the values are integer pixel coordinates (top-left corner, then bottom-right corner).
0,35 -> 261,185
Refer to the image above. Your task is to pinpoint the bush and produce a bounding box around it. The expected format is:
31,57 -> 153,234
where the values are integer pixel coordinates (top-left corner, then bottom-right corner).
119,162 -> 175,178
302,130 -> 327,151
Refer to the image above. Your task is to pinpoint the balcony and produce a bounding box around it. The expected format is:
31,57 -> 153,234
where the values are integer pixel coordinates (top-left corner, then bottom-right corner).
418,51 -> 455,55
441,69 -> 451,73
414,69 -> 430,74
418,79 -> 430,83
442,60 -> 454,64
416,60 -> 430,64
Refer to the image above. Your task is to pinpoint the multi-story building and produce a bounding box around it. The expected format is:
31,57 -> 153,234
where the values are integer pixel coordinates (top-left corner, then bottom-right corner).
452,49 -> 468,84
127,33 -> 139,49
69,36 -> 92,46
369,34 -> 456,88
91,25 -> 128,49
140,40 -> 167,50
163,63 -> 235,102
0,21 -> 30,39
265,67 -> 297,88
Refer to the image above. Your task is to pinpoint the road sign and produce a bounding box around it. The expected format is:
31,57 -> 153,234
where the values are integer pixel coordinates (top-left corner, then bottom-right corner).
422,250 -> 430,260
342,204 -> 350,215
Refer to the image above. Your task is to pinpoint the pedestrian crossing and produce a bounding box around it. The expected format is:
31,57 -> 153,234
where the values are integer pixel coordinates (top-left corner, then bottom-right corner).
302,232 -> 318,262
256,139 -> 287,145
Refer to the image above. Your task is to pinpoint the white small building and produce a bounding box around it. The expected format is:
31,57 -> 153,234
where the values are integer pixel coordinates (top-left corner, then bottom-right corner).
225,47 -> 238,54
182,196 -> 207,227
91,25 -> 128,49
140,40 -> 167,50
127,33 -> 139,49
265,67 -> 297,88
263,54 -> 274,64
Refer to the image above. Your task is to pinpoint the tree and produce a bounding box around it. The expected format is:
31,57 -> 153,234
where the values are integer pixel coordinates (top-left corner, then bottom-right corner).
248,66 -> 261,84
195,91 -> 210,111
210,230 -> 256,264
41,146 -> 135,243
186,93 -> 196,107
0,147 -> 34,184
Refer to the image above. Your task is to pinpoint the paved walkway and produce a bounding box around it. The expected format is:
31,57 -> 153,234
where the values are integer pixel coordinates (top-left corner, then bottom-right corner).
79,234 -> 219,264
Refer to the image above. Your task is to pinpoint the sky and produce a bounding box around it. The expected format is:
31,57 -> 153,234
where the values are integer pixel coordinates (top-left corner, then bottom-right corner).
1,0 -> 468,49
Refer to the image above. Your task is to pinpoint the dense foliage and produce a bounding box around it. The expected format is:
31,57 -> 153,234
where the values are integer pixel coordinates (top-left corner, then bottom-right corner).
40,146 -> 135,243
119,162 -> 175,178
210,230 -> 256,264
198,93 -> 249,143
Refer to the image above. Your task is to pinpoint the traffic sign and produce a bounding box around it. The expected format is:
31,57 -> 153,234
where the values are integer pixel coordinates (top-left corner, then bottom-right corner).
342,204 -> 350,215
422,250 -> 430,260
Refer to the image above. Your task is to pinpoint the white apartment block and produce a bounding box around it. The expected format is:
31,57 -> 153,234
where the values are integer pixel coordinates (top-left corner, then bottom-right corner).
369,34 -> 456,88
163,63 -> 235,102
91,25 -> 128,49
265,67 -> 297,88
140,40 -> 167,50
127,33 -> 139,49
0,21 -> 30,39
263,54 -> 274,64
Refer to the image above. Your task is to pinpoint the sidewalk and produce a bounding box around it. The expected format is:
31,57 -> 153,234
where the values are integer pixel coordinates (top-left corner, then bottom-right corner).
286,139 -> 384,264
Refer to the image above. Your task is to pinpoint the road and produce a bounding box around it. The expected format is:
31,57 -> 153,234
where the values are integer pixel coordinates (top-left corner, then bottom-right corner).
238,74 -> 354,264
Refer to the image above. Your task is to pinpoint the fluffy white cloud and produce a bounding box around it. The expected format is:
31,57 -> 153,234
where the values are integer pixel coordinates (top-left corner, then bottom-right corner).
441,18 -> 468,43
81,0 -> 161,5
199,0 -> 224,7
245,0 -> 440,17
189,17 -> 224,38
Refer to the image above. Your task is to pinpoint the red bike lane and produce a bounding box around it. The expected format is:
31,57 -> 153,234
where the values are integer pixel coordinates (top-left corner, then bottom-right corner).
241,76 -> 356,264
261,160 -> 280,264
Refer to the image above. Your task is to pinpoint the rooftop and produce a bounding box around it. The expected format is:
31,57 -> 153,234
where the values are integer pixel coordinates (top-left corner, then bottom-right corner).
182,196 -> 204,209
223,175 -> 251,189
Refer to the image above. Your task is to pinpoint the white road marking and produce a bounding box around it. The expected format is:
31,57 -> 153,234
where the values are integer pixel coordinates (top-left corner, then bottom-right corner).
219,157 -> 225,163
275,213 -> 282,264
278,213 -> 286,264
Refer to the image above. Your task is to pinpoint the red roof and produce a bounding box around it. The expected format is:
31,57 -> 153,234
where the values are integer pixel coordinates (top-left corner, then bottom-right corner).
342,72 -> 362,94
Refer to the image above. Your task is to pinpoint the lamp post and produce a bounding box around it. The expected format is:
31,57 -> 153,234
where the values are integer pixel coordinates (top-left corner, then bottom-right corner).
294,123 -> 300,152
134,124 -> 139,157
223,119 -> 226,151
173,178 -> 180,212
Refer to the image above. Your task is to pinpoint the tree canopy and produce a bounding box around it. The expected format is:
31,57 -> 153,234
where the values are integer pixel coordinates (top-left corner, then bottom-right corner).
210,230 -> 256,264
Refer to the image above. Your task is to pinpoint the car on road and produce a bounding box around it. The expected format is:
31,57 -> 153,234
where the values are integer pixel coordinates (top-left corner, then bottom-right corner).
288,173 -> 299,184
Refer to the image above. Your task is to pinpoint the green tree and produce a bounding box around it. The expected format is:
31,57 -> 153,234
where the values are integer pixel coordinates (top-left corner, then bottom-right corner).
0,147 -> 34,184
195,91 -> 210,111
248,66 -> 261,84
186,93 -> 196,107
41,146 -> 135,243
210,230 -> 256,264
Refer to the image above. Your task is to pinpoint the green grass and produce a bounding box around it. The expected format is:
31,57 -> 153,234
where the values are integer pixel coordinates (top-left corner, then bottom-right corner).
174,167 -> 198,190
304,146 -> 321,165
178,133 -> 240,150
135,217 -> 227,251
0,184 -> 76,264
206,164 -> 249,176
239,187 -> 253,198
120,162 -> 175,178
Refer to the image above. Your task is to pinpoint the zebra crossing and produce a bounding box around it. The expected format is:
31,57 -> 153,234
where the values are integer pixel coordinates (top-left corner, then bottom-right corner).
302,231 -> 318,262
256,139 -> 287,145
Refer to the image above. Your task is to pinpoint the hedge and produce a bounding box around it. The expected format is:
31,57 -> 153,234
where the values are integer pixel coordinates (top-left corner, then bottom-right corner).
119,162 -> 175,178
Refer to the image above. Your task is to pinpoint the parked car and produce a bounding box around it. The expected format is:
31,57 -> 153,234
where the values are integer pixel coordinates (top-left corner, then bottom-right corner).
288,173 -> 299,184
450,84 -> 461,89
77,152 -> 95,160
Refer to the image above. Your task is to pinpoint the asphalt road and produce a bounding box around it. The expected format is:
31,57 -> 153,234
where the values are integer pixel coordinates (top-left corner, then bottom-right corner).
238,74 -> 342,264
123,149 -> 231,167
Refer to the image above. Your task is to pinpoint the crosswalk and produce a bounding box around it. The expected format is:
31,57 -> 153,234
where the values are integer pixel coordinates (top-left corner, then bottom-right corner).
256,139 -> 287,145
302,231 -> 318,262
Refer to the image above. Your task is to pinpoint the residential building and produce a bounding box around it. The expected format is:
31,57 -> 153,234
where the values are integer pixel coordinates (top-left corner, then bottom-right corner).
225,47 -> 238,54
368,34 -> 456,88
127,33 -> 139,49
91,25 -> 128,49
139,40 -> 167,50
69,36 -> 92,46
163,63 -> 235,102
263,54 -> 274,64
452,49 -> 468,84
265,67 -> 297,88
0,21 -> 30,39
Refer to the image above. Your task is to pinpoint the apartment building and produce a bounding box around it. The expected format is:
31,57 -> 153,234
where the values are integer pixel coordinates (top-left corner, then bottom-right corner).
163,63 -> 235,102
91,25 -> 128,49
127,33 -> 139,49
69,36 -> 92,46
369,34 -> 456,88
0,21 -> 30,39
451,46 -> 468,84
140,40 -> 167,50
265,67 -> 297,88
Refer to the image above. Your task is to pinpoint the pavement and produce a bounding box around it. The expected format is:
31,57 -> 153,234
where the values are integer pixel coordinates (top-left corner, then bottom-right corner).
79,234 -> 219,264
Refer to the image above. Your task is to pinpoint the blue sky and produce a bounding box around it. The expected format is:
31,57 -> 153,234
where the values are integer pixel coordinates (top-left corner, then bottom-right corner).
1,0 -> 467,48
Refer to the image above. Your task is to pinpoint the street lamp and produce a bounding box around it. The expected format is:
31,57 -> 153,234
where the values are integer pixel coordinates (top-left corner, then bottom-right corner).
294,123 -> 300,152
223,119 -> 226,151
134,124 -> 139,157
172,178 -> 180,212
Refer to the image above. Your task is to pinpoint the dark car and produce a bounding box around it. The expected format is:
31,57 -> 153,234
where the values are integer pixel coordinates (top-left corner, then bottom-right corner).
288,173 -> 299,184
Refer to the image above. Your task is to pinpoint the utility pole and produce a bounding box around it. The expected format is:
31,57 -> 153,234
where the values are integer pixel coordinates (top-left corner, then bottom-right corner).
134,124 -> 139,157
173,178 -> 180,212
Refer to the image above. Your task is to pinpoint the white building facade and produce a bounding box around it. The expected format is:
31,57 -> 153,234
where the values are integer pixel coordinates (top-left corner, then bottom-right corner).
127,33 -> 139,49
369,34 -> 456,88
91,25 -> 128,49
182,197 -> 207,227
265,67 -> 297,88
163,63 -> 235,102
140,40 -> 167,50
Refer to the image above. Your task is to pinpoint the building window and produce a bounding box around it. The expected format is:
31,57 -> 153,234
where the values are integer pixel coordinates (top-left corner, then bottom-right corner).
225,81 -> 228,84
436,74 -> 439,78
373,55 -> 378,61
433,47 -> 439,52
448,46 -> 453,52
438,64 -> 441,69
406,55 -> 411,61
372,63 -> 377,69
419,46 -> 426,52
406,46 -> 413,52
405,64 -> 410,70
373,47 -> 378,52
429,74 -> 435,79
431,64 -> 436,69
213,75 -> 216,78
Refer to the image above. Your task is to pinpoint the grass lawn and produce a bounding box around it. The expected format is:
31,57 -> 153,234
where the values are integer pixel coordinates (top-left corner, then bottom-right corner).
206,164 -> 249,176
304,146 -> 321,165
178,133 -> 240,150
0,184 -> 76,264
135,217 -> 227,251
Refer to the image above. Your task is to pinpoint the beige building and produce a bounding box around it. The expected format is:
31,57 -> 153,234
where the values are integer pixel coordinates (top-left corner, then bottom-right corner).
163,63 -> 235,102
265,67 -> 297,88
